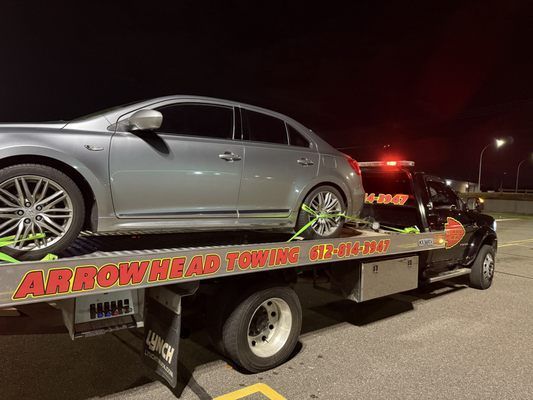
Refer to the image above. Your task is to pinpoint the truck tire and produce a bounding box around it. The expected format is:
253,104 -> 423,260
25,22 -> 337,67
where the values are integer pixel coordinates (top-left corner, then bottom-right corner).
221,285 -> 302,373
0,164 -> 85,261
469,244 -> 495,290
295,185 -> 345,239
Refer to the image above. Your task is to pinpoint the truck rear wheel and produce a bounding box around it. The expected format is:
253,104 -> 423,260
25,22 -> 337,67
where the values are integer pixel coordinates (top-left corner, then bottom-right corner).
221,285 -> 302,373
469,244 -> 495,290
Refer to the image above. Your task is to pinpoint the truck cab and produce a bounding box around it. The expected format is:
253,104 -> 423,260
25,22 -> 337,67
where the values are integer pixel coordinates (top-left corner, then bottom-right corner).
359,161 -> 497,282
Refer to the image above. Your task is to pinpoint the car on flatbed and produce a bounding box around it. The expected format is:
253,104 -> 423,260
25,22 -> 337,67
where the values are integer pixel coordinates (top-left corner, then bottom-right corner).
0,96 -> 364,260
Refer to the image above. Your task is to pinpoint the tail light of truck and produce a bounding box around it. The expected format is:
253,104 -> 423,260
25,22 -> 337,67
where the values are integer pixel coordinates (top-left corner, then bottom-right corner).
343,154 -> 362,176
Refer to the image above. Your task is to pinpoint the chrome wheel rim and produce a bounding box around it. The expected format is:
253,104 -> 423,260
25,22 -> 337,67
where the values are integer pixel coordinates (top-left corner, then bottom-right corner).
247,297 -> 292,358
483,252 -> 495,281
0,175 -> 73,251
309,191 -> 343,236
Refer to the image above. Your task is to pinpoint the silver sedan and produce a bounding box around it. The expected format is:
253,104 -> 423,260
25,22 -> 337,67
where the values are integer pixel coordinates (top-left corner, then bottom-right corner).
0,96 -> 364,259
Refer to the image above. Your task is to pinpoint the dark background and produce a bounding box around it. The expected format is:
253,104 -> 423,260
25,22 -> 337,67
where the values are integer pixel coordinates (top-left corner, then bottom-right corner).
1,0 -> 532,190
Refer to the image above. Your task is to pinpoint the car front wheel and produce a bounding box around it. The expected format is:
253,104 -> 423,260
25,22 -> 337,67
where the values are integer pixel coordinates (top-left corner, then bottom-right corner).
0,164 -> 85,260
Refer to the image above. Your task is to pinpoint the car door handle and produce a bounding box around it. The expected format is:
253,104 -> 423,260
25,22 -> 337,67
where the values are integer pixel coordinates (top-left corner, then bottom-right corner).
219,151 -> 242,162
297,158 -> 314,166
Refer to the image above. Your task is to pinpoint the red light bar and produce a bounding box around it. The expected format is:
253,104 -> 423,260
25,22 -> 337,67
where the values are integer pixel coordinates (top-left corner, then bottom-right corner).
358,160 -> 415,167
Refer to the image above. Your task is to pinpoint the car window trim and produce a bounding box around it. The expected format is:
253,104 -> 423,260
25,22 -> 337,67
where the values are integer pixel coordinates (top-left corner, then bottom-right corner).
241,108 -> 289,146
153,102 -> 237,141
425,177 -> 459,206
285,122 -> 312,149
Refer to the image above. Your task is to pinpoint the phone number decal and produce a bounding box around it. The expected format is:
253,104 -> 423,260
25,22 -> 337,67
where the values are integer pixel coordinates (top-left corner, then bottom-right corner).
309,239 -> 391,261
365,193 -> 409,206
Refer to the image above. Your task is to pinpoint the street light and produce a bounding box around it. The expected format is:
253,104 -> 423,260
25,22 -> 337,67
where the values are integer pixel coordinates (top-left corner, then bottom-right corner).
478,138 -> 506,192
515,153 -> 533,192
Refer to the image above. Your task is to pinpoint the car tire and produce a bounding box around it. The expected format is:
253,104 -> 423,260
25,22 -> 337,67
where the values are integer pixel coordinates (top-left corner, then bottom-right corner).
221,285 -> 302,373
295,185 -> 346,239
0,164 -> 85,261
469,244 -> 495,290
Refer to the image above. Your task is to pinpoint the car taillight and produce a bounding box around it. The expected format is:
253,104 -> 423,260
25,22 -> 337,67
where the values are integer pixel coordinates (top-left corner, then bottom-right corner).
344,154 -> 361,176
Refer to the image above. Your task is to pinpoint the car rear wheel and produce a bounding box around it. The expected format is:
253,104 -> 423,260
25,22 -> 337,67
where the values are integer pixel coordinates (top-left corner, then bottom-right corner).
295,185 -> 345,239
0,164 -> 84,260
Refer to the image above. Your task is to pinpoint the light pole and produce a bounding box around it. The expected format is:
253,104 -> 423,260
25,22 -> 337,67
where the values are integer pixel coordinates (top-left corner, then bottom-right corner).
478,138 -> 506,192
516,153 -> 533,192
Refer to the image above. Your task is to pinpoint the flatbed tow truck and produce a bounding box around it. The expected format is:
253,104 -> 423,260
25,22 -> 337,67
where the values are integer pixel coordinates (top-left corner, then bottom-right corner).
0,161 -> 497,393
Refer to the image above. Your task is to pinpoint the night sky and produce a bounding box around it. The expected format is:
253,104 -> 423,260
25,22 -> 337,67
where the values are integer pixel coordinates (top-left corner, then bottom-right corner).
1,1 -> 532,189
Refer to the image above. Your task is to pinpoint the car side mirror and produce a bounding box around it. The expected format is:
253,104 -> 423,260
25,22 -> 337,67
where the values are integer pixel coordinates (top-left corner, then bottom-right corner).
466,197 -> 484,212
124,109 -> 163,132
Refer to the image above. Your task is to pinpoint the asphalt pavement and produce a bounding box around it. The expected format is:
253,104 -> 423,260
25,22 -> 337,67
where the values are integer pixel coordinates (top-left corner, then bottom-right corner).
1,217 -> 532,400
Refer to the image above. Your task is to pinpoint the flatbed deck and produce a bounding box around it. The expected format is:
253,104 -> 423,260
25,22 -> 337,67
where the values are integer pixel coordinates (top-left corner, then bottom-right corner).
0,227 -> 448,308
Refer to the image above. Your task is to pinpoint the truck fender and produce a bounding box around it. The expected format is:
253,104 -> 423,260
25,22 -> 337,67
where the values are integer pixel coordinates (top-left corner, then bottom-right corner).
464,227 -> 497,266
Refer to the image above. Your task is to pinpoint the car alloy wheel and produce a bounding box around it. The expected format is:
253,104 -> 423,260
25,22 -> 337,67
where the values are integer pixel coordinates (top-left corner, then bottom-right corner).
308,190 -> 343,236
0,175 -> 74,251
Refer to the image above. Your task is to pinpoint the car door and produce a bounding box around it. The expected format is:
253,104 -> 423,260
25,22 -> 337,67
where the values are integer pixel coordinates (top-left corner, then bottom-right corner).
424,177 -> 476,266
109,103 -> 243,218
237,108 -> 319,218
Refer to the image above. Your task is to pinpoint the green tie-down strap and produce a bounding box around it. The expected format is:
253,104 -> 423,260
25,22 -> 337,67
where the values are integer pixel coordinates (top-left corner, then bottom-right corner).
0,233 -> 58,263
287,204 -> 420,242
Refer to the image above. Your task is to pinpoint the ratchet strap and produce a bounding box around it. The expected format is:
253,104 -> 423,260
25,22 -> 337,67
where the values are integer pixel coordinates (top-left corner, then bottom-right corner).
0,233 -> 58,263
287,204 -> 420,242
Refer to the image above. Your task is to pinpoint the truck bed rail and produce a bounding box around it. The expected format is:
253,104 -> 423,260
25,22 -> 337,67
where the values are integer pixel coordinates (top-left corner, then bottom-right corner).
0,228 -> 448,308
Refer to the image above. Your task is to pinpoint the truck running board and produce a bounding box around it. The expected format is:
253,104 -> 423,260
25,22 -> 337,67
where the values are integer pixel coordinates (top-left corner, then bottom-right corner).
427,268 -> 471,283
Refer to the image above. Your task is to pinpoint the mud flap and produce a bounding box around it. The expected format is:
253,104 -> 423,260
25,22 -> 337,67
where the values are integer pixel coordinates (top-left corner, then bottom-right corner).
143,283 -> 198,389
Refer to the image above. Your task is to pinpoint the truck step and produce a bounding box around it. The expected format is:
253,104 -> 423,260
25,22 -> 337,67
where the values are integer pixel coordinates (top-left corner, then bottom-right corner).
427,268 -> 471,283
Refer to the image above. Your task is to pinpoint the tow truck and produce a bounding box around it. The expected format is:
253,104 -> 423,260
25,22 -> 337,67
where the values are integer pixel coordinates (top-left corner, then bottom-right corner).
0,161 -> 497,392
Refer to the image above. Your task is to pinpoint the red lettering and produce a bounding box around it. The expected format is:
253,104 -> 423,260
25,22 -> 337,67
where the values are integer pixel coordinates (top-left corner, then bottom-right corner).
148,259 -> 170,282
251,250 -> 269,268
288,247 -> 300,263
97,264 -> 119,288
169,257 -> 186,279
269,249 -> 276,266
119,261 -> 149,285
226,252 -> 238,271
13,271 -> 46,300
185,255 -> 204,277
238,251 -> 251,270
203,255 -> 220,274
398,194 -> 409,205
274,248 -> 288,265
45,269 -> 73,295
72,266 -> 97,291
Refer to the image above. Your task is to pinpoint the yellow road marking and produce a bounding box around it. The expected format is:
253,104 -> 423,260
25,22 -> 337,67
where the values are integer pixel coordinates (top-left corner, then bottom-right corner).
499,238 -> 533,248
214,383 -> 286,400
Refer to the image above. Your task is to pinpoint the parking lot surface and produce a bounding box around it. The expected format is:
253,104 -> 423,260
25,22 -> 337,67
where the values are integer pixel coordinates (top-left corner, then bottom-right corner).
1,217 -> 532,400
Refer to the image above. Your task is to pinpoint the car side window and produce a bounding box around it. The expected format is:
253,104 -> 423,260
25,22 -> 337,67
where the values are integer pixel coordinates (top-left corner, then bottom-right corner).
242,109 -> 288,145
287,124 -> 311,148
155,104 -> 234,140
427,180 -> 458,207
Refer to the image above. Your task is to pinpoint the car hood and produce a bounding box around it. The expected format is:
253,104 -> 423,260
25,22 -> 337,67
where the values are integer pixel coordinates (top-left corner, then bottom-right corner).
0,121 -> 68,131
